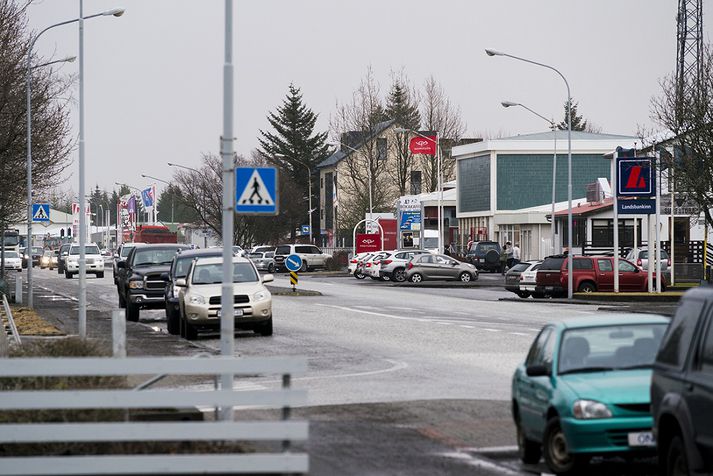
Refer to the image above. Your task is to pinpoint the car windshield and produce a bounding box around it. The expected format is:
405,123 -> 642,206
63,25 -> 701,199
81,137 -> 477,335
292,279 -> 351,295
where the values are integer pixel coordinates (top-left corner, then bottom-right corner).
192,262 -> 258,284
3,251 -> 18,258
32,247 -> 43,254
275,245 -> 291,255
2,235 -> 19,246
558,323 -> 668,375
249,253 -> 263,259
133,249 -> 179,266
120,246 -> 135,258
70,245 -> 100,255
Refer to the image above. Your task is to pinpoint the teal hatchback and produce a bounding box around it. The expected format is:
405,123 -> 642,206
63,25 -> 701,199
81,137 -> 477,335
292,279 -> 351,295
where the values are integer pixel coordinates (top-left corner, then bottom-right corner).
512,314 -> 669,475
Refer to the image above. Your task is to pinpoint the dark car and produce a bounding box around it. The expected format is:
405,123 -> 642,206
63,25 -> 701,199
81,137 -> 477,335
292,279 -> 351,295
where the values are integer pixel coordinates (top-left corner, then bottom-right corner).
56,243 -> 71,274
652,286 -> 713,476
113,242 -> 143,285
116,243 -> 190,322
30,246 -> 43,267
164,248 -> 225,335
466,241 -> 502,272
505,261 -> 537,298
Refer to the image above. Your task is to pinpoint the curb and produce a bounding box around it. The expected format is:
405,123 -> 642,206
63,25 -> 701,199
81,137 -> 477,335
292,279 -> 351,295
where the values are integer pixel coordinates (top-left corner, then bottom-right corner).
265,285 -> 322,297
391,281 -> 504,289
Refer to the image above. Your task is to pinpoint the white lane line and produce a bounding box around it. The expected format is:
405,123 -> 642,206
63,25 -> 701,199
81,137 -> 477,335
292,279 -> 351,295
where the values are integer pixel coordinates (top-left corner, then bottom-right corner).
459,325 -> 475,329
436,322 -> 451,326
483,328 -> 501,333
256,359 -> 409,385
439,451 -> 527,475
388,306 -> 418,311
452,311 -> 470,315
509,332 -> 530,336
460,445 -> 519,453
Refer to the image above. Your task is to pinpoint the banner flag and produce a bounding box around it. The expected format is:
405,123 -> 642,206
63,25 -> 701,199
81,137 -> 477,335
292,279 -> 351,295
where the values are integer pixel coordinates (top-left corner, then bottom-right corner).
408,134 -> 437,155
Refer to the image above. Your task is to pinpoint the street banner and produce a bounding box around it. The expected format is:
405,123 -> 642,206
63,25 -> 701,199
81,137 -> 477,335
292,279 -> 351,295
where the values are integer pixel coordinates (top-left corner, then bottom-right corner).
356,233 -> 381,254
409,135 -> 437,155
141,186 -> 155,210
617,157 -> 655,197
378,218 -> 398,250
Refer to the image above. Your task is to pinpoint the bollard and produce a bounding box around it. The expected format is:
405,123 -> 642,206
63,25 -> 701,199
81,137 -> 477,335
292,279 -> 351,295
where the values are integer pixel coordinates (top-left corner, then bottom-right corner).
15,276 -> 22,305
112,309 -> 126,358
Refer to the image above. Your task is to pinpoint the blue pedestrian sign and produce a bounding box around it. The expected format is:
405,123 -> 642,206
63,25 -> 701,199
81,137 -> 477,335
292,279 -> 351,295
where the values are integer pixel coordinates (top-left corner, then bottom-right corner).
284,254 -> 303,272
301,225 -> 310,235
32,203 -> 50,223
235,167 -> 279,215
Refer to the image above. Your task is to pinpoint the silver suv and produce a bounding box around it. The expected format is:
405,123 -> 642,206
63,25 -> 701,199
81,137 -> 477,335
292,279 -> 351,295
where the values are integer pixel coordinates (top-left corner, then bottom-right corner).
379,249 -> 431,282
273,244 -> 330,272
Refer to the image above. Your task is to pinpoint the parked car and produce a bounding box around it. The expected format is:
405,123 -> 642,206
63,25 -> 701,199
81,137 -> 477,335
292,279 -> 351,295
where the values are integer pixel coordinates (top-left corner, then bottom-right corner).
364,251 -> 391,280
50,250 -> 59,269
2,250 -> 22,271
113,242 -> 144,284
535,255 -> 666,297
624,248 -> 671,273
176,256 -> 273,340
519,261 -> 544,298
273,244 -> 330,272
248,251 -> 275,273
39,250 -> 53,269
348,252 -> 371,278
57,243 -> 72,275
116,243 -> 190,322
164,247 -> 226,335
232,245 -> 247,257
405,254 -> 478,283
65,244 -> 105,278
250,245 -> 275,255
378,249 -> 431,282
652,286 -> 713,476
505,261 -> 538,298
30,246 -> 43,267
466,241 -> 502,272
513,314 -> 669,475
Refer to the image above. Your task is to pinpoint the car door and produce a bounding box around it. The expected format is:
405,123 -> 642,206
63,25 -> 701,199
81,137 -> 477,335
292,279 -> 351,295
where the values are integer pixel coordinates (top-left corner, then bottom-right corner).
618,259 -> 642,291
596,258 -> 615,291
687,309 -> 713,457
517,327 -> 556,439
416,254 -> 435,278
433,255 -> 454,279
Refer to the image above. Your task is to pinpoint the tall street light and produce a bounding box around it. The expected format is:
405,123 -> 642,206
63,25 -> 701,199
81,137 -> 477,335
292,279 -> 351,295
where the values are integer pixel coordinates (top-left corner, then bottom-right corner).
501,101 -> 558,255
393,128 -> 443,254
26,8 -> 123,311
486,48 -> 573,299
142,174 -> 173,224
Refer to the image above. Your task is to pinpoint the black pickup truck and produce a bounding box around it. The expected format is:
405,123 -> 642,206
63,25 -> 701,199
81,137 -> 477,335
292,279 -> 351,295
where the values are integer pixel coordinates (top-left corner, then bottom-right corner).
116,243 -> 189,322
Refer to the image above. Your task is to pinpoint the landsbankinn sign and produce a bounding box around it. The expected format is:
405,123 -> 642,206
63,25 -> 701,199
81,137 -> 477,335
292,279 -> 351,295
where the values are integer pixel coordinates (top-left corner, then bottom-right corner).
617,157 -> 655,198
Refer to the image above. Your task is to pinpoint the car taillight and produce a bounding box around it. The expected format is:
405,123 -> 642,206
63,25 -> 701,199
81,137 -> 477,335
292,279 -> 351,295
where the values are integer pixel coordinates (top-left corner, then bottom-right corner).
637,259 -> 642,267
366,263 -> 371,267
350,259 -> 357,263
667,258 -> 671,266
519,275 -> 524,281
407,262 -> 413,270
382,259 -> 392,265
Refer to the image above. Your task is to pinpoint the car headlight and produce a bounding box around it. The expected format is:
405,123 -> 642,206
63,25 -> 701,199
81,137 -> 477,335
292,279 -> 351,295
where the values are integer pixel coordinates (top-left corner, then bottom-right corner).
253,290 -> 269,302
128,280 -> 144,289
573,400 -> 612,419
173,286 -> 181,297
189,295 -> 205,305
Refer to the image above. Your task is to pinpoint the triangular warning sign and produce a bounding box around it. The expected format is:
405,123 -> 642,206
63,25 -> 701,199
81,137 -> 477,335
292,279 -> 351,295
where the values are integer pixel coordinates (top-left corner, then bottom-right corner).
237,170 -> 274,206
33,206 -> 49,221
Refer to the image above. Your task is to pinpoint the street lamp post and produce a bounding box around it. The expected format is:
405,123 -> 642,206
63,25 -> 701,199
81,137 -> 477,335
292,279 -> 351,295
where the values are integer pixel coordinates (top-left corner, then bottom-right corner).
142,174 -> 173,224
501,101 -> 558,255
25,8 -> 123,312
486,48 -> 573,299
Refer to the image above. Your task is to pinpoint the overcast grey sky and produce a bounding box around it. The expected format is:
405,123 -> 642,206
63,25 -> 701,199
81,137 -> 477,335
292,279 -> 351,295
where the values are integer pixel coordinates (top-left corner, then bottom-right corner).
27,0 -> 711,196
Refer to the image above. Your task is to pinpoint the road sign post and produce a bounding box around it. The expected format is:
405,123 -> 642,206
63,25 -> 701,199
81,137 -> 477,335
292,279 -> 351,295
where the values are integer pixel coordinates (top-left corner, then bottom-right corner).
289,271 -> 298,292
285,254 -> 302,292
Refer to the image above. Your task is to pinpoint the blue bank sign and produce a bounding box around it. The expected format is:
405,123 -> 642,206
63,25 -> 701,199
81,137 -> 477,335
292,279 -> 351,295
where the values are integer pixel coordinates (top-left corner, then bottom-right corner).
618,199 -> 656,215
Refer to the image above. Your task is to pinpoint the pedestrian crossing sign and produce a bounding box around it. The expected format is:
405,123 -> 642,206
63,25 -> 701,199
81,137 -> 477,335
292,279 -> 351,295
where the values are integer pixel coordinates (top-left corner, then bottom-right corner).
235,167 -> 279,215
32,203 -> 50,223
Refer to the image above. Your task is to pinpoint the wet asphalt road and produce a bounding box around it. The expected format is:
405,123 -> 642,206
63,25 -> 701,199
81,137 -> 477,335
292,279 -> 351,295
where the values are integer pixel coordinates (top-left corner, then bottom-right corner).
24,266 -> 665,475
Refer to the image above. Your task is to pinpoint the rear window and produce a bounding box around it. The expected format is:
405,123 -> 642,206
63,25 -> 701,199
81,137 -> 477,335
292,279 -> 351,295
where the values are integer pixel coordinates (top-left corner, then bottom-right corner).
71,245 -> 100,255
540,257 -> 564,271
640,250 -> 670,259
275,245 -> 291,255
573,258 -> 594,270
472,242 -> 499,253
510,263 -> 531,273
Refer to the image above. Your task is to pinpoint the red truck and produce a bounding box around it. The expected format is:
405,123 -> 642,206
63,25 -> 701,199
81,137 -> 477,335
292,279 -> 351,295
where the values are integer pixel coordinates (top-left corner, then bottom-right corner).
131,225 -> 177,244
535,255 -> 666,297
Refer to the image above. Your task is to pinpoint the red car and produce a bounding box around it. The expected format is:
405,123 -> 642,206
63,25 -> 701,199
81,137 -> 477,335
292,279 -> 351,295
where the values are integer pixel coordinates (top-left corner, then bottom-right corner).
535,255 -> 666,297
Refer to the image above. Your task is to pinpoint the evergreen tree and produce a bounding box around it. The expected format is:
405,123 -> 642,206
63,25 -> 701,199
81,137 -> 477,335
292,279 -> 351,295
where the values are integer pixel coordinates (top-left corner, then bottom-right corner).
557,99 -> 590,131
157,184 -> 199,224
386,79 -> 421,195
258,84 -> 330,238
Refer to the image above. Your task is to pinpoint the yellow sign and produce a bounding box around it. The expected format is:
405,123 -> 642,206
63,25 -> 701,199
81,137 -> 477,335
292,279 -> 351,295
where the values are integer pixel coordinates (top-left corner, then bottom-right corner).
290,271 -> 298,286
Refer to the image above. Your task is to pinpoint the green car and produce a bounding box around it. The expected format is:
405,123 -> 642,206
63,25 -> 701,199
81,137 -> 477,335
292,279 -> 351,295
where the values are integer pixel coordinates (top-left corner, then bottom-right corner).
511,314 -> 669,475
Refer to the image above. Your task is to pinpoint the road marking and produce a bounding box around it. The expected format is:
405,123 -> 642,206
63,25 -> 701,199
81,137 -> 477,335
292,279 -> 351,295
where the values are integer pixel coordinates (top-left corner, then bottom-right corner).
452,311 -> 470,315
483,328 -> 501,333
460,445 -> 519,453
509,332 -> 530,336
436,322 -> 451,326
439,451 -> 528,475
389,306 -> 418,311
459,325 -> 475,329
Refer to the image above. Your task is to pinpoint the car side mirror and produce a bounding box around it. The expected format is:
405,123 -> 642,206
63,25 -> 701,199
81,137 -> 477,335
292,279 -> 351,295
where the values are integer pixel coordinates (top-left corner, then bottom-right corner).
262,274 -> 274,284
635,268 -> 640,273
175,278 -> 187,287
117,261 -> 126,269
160,272 -> 169,280
113,254 -> 119,259
451,261 -> 457,266
62,252 -> 68,257
526,364 -> 550,377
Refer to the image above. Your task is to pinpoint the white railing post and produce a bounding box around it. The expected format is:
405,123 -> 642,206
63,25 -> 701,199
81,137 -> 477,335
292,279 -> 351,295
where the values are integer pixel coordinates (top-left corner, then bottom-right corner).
15,276 -> 22,305
112,310 -> 126,358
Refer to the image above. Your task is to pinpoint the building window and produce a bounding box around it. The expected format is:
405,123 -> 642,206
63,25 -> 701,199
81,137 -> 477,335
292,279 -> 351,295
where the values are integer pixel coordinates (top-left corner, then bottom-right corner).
591,219 -> 640,247
410,170 -> 422,195
376,138 -> 387,161
320,177 -> 324,189
561,218 -> 587,248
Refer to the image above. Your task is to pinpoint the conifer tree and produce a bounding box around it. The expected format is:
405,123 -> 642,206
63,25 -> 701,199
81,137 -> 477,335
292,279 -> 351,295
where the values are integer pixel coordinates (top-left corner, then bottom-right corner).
386,78 -> 421,195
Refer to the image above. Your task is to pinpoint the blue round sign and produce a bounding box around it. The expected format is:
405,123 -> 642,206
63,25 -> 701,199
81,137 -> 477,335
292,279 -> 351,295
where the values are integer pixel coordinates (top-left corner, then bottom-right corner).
285,254 -> 303,272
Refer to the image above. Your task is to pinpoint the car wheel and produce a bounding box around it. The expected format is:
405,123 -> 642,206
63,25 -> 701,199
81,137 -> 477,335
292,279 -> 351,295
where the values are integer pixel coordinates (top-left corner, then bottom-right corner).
267,263 -> 275,273
392,268 -> 406,282
126,302 -> 140,322
257,317 -> 273,336
517,291 -> 531,298
96,271 -> 104,278
543,417 -> 588,475
516,419 -> 541,464
184,321 -> 198,340
58,266 -> 63,274
354,271 -> 366,280
65,271 -> 72,279
459,272 -> 472,283
166,308 -> 180,335
666,435 -> 689,476
299,260 -> 308,272
578,282 -> 596,293
410,273 -> 423,283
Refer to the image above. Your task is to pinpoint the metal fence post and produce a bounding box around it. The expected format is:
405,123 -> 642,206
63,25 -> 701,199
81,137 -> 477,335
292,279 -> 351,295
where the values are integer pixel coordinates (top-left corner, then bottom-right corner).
15,276 -> 22,305
112,309 -> 126,358
282,373 -> 291,452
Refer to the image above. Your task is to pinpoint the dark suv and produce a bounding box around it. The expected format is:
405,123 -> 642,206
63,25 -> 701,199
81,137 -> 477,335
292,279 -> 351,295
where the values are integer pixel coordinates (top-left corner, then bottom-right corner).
56,243 -> 71,274
163,248 -> 225,335
466,241 -> 501,272
652,286 -> 713,476
116,243 -> 189,322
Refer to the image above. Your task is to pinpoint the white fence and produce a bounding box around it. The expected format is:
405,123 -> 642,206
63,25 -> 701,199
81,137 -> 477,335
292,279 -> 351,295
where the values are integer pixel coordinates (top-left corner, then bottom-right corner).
0,356 -> 308,475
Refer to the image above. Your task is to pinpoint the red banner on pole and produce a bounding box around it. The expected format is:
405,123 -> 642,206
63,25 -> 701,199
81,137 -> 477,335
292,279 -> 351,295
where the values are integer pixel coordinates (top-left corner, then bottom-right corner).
356,233 -> 381,254
409,135 -> 437,155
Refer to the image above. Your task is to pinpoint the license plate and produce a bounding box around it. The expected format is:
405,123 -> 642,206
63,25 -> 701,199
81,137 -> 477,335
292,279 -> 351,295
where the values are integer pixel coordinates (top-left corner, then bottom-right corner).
86,258 -> 94,264
545,286 -> 554,292
628,431 -> 656,447
217,309 -> 244,317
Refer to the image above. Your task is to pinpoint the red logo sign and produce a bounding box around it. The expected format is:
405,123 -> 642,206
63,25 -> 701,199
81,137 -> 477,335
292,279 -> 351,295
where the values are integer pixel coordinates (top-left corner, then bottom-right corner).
409,135 -> 437,155
356,233 -> 381,253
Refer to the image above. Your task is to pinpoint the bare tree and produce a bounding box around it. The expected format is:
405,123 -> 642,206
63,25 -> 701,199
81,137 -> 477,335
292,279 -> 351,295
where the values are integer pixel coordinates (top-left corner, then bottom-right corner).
386,71 -> 420,195
419,76 -> 466,192
650,45 -> 713,229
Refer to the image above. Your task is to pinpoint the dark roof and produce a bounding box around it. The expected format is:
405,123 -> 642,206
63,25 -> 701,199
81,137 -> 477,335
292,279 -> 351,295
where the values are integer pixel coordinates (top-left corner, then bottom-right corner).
317,119 -> 396,169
